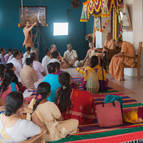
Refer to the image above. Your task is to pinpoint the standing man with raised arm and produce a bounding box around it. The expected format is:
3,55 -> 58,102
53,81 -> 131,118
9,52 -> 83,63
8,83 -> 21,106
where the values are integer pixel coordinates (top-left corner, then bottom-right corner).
23,21 -> 37,49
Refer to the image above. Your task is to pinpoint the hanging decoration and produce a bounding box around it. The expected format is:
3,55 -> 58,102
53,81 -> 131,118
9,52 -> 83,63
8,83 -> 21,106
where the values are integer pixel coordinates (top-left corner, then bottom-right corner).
80,4 -> 89,22
80,0 -> 124,40
94,17 -> 101,31
80,0 -> 123,22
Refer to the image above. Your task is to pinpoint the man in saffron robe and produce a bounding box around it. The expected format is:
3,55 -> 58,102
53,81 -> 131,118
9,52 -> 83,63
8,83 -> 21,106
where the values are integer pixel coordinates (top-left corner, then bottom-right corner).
103,33 -> 117,64
104,33 -> 115,51
109,39 -> 136,81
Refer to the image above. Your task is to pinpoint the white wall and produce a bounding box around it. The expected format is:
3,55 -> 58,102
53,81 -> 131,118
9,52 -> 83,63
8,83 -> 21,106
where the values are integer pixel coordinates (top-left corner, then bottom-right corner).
122,0 -> 134,76
123,0 -> 143,77
132,0 -> 143,77
96,18 -> 111,48
96,31 -> 103,48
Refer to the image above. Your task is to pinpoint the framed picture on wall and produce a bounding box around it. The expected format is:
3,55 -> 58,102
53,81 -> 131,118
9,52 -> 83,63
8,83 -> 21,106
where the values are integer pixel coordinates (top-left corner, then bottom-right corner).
19,6 -> 48,27
119,4 -> 132,31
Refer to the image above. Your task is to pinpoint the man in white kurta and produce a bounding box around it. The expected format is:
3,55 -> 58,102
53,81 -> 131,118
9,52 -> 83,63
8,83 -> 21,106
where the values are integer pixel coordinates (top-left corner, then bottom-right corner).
8,50 -> 22,81
63,44 -> 79,67
42,49 -> 51,73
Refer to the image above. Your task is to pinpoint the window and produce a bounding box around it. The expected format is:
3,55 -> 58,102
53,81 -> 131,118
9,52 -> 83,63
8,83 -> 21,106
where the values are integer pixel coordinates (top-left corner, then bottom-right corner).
53,22 -> 69,36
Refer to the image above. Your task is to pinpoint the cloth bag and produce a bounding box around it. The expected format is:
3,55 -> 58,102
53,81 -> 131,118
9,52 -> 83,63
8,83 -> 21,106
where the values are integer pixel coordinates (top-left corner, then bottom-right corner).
96,102 -> 123,127
104,94 -> 123,107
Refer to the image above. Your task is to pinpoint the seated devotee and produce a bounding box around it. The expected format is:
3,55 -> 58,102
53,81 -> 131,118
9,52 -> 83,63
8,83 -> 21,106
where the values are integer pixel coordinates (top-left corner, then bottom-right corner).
56,72 -> 96,125
30,52 -> 46,80
20,58 -> 38,90
4,49 -> 12,63
0,48 -> 6,65
55,62 -> 63,75
22,47 -> 31,65
76,56 -> 107,93
50,44 -> 63,62
8,49 -> 22,81
49,51 -> 61,64
4,63 -> 26,94
7,49 -> 15,63
30,82 -> 78,142
0,64 -> 6,82
42,63 -> 61,102
19,50 -> 24,65
103,32 -> 116,64
50,44 -> 57,54
0,91 -> 41,143
103,33 -> 115,51
83,42 -> 96,66
0,70 -> 20,104
42,48 -> 50,73
63,44 -> 79,67
109,39 -> 136,81
5,63 -> 16,72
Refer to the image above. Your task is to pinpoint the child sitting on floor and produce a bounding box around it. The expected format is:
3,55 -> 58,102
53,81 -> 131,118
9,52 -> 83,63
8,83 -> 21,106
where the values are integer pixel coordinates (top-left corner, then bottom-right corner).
76,56 -> 108,93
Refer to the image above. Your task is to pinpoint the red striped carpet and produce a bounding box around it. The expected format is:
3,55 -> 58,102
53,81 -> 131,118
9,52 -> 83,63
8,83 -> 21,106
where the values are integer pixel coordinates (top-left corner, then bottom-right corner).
50,89 -> 143,143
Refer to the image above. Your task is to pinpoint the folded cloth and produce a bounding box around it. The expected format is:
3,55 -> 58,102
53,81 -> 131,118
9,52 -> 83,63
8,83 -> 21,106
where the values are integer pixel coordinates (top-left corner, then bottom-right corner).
104,95 -> 123,107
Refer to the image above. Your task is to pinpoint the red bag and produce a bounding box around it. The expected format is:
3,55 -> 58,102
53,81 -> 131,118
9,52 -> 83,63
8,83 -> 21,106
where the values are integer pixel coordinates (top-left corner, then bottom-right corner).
96,102 -> 123,127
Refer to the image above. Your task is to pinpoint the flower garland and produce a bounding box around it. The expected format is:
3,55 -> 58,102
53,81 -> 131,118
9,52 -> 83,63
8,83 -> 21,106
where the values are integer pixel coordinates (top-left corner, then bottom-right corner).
80,0 -> 123,22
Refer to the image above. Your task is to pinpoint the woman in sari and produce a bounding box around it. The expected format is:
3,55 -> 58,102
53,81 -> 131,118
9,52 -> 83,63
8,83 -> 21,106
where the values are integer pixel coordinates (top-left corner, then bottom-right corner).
0,91 -> 40,143
109,39 -> 136,81
56,72 -> 96,125
0,70 -> 20,104
31,82 -> 78,142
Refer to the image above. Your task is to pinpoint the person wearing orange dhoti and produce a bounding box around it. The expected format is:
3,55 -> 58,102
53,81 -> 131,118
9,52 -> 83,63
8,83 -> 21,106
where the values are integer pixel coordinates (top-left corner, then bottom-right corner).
109,40 -> 136,81
23,21 -> 37,49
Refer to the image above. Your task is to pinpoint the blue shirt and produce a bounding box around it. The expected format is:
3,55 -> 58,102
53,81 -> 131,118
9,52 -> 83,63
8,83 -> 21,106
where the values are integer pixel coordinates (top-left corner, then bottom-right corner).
42,74 -> 61,102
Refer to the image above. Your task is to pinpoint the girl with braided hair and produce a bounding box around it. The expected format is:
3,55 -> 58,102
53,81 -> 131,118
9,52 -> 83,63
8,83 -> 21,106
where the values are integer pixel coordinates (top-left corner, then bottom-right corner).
31,82 -> 78,142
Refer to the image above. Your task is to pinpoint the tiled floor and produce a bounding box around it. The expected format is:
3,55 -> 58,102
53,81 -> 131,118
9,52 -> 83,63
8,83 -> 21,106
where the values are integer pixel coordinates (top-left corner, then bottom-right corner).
108,75 -> 143,102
